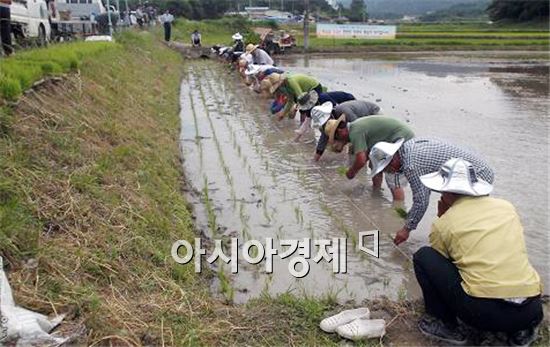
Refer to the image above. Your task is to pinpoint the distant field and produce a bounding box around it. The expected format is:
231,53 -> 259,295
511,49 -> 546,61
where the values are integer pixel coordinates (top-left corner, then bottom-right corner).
165,19 -> 549,51
286,22 -> 549,51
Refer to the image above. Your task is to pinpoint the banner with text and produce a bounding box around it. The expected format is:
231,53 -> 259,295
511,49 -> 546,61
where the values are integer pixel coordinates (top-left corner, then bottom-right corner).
316,23 -> 396,39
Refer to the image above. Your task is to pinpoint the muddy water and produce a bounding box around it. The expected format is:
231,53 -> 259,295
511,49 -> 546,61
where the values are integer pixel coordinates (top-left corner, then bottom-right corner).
179,57 -> 549,304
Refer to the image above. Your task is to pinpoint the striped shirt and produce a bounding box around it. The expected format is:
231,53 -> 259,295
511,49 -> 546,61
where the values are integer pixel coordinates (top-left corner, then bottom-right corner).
400,137 -> 495,231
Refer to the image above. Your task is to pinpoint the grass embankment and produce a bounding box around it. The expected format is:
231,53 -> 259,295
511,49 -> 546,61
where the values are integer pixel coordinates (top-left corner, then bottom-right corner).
0,31 -> 206,344
0,42 -> 113,101
0,30 -> 365,346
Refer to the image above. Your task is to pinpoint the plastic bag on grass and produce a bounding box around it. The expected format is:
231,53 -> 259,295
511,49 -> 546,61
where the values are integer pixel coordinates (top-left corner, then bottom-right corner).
0,257 -> 68,346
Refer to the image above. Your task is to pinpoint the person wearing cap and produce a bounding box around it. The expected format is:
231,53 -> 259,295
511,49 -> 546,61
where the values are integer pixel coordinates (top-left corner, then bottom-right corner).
324,115 -> 413,201
261,73 -> 324,121
369,137 -> 495,245
245,43 -> 274,66
310,100 -> 381,156
413,158 -> 542,345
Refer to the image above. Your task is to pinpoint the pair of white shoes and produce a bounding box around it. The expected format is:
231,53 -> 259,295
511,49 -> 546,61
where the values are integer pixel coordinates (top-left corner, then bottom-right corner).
320,308 -> 386,341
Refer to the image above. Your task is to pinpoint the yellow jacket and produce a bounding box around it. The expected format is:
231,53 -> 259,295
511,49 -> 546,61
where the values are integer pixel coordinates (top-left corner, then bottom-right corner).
430,196 -> 542,299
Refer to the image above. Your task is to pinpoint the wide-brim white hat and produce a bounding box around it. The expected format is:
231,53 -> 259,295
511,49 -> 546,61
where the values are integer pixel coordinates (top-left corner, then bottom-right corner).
297,90 -> 319,111
420,158 -> 493,196
245,64 -> 260,76
369,138 -> 405,177
232,33 -> 243,40
311,101 -> 333,128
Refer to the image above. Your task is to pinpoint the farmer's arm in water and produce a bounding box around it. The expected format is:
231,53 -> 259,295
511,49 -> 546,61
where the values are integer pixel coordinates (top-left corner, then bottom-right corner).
346,151 -> 367,179
278,90 -> 295,120
314,133 -> 329,161
394,173 -> 431,245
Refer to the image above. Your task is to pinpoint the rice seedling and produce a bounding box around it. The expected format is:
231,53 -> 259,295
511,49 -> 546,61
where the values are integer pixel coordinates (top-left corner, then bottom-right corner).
202,177 -> 218,234
262,193 -> 271,224
217,266 -> 235,303
394,207 -> 408,220
239,201 -> 250,230
336,166 -> 348,177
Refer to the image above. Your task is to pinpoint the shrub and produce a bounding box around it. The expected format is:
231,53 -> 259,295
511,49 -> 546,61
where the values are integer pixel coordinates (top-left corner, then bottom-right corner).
0,76 -> 22,101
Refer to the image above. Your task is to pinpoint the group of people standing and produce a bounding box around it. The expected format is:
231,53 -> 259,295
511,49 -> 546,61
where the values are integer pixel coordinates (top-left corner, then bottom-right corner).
212,33 -> 544,345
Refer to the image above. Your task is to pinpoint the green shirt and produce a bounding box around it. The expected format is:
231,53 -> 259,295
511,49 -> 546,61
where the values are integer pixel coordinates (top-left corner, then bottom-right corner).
348,116 -> 414,155
278,73 -> 320,117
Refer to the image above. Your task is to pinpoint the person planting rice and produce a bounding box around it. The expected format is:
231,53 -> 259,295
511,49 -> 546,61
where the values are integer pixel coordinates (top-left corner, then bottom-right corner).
245,43 -> 274,66
304,99 -> 379,147
260,73 -> 324,121
368,137 -> 494,245
244,64 -> 284,93
412,158 -> 543,345
232,33 -> 245,53
323,115 -> 412,201
293,91 -> 357,141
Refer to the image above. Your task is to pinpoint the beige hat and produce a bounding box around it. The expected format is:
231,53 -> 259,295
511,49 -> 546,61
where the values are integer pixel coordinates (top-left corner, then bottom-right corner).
324,114 -> 345,144
245,43 -> 258,54
260,79 -> 272,94
265,73 -> 285,94
420,158 -> 493,196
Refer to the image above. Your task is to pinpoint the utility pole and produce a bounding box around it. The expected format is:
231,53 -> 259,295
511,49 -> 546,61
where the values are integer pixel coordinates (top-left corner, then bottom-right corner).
124,0 -> 129,26
106,0 -> 113,35
303,0 -> 309,52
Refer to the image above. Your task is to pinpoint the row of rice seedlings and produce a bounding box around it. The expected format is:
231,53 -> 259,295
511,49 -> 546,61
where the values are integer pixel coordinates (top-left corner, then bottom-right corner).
241,226 -> 252,241
206,73 -> 277,197
202,177 -> 217,235
194,75 -> 234,189
262,191 -> 271,224
293,205 -> 304,226
217,265 -> 235,303
239,201 -> 250,230
321,202 -> 358,247
186,73 -> 204,169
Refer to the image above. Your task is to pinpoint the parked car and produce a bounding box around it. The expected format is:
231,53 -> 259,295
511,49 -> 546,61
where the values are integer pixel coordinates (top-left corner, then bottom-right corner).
9,0 -> 51,46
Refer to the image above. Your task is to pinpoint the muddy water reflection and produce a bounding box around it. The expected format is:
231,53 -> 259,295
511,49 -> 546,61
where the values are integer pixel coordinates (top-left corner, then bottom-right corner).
179,57 -> 549,304
179,61 -> 417,304
279,56 -> 550,291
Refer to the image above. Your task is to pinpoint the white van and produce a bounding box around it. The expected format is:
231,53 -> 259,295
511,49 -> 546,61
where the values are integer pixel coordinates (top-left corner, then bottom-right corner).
9,0 -> 51,45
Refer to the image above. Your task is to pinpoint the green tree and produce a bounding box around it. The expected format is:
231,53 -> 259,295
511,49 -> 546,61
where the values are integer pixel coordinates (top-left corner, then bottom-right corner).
486,0 -> 549,22
347,0 -> 367,22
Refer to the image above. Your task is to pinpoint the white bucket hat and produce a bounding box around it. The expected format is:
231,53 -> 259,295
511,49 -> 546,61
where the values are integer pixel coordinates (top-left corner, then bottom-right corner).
420,158 -> 493,196
311,101 -> 333,128
232,33 -> 243,40
245,64 -> 261,76
369,138 -> 405,177
297,90 -> 319,111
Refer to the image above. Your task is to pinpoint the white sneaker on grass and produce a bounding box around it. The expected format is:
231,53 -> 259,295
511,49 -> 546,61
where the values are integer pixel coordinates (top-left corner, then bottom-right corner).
319,308 -> 370,333
336,318 -> 386,341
